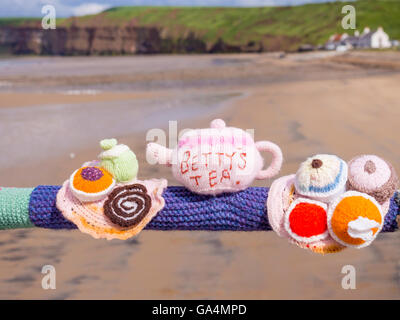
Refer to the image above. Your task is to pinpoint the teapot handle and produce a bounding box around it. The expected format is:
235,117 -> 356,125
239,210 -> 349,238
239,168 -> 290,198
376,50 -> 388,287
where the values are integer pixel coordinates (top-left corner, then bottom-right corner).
255,141 -> 283,180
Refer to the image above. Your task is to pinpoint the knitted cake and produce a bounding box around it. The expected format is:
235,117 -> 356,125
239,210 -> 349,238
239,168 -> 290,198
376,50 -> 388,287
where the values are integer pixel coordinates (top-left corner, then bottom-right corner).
347,155 -> 399,205
327,191 -> 383,248
268,153 -> 398,253
69,166 -> 115,202
104,183 -> 152,228
284,198 -> 329,244
295,154 -> 348,203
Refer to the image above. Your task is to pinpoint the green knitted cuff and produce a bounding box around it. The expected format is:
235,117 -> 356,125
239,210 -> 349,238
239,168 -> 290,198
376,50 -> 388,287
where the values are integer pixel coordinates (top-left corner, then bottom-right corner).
0,187 -> 35,230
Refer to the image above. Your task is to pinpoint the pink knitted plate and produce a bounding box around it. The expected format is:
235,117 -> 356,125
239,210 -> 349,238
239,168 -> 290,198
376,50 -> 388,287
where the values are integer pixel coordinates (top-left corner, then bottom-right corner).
56,178 -> 167,240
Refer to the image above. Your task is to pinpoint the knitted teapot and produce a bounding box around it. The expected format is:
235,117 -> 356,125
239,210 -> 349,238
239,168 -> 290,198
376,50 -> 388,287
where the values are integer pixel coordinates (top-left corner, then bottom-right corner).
99,138 -> 139,183
147,119 -> 283,195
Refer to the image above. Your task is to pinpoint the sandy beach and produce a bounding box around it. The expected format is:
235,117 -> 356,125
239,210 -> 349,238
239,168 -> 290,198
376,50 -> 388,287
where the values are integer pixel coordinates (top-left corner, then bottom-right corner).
0,51 -> 399,299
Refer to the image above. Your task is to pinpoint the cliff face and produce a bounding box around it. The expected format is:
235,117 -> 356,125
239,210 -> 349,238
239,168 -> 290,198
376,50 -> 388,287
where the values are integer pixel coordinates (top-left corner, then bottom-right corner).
0,26 -> 163,55
0,26 -> 265,55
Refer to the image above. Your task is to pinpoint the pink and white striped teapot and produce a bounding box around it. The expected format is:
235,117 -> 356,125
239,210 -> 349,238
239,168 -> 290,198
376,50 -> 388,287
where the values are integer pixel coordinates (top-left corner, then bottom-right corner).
147,119 -> 283,195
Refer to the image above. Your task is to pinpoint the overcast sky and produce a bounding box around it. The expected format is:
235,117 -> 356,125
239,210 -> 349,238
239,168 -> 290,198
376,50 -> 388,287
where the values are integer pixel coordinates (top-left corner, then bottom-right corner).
0,0 -> 345,17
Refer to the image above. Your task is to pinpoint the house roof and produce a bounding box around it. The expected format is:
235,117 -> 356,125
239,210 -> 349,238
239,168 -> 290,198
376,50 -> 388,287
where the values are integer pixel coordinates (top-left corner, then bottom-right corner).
360,31 -> 373,40
332,34 -> 342,42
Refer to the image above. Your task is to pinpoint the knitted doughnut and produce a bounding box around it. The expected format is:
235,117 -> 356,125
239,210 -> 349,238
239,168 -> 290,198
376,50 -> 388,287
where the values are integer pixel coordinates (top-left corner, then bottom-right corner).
295,154 -> 348,203
347,155 -> 399,205
69,166 -> 115,202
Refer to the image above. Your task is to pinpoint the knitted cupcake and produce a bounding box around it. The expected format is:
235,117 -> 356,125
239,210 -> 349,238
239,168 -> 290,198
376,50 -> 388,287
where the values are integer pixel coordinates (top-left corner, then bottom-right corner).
295,154 -> 348,203
347,155 -> 399,205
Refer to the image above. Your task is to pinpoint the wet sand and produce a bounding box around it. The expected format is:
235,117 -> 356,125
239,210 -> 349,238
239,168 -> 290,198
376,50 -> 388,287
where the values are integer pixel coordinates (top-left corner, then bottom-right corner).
0,51 -> 399,299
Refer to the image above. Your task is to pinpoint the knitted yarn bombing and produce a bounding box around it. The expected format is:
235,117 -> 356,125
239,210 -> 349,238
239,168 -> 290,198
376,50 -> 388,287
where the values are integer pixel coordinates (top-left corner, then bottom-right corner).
284,198 -> 329,244
0,187 -> 34,230
328,191 -> 383,248
57,177 -> 167,240
147,119 -> 283,195
104,184 -> 152,228
295,154 -> 348,203
68,138 -> 139,203
99,138 -> 139,183
70,166 -> 116,203
347,155 -> 399,205
267,154 -> 398,254
267,175 -> 345,254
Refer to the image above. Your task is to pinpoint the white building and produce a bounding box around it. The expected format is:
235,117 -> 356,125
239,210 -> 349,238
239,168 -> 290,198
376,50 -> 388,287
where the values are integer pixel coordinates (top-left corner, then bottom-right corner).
326,26 -> 392,50
370,27 -> 392,48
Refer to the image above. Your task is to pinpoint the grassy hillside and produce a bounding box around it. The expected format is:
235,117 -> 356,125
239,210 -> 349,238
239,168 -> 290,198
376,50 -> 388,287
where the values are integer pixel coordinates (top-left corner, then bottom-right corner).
1,0 -> 400,51
0,17 -> 40,27
58,0 -> 400,50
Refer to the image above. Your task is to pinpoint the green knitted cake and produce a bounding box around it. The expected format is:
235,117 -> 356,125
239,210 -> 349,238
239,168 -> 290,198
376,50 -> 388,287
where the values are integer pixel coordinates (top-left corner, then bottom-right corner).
0,187 -> 35,230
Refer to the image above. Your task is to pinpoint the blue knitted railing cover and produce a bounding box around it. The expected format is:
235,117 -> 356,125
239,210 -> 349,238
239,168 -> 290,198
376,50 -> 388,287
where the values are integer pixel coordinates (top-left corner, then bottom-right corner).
28,186 -> 399,232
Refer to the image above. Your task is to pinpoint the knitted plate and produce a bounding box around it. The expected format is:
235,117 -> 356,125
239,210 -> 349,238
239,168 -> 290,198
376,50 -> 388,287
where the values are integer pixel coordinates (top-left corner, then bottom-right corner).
267,174 -> 345,254
57,178 -> 167,240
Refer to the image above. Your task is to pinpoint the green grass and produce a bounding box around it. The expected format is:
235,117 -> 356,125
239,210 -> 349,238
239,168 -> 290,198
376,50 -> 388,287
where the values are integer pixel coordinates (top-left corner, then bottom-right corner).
63,1 -> 400,49
2,0 -> 400,51
0,17 -> 40,27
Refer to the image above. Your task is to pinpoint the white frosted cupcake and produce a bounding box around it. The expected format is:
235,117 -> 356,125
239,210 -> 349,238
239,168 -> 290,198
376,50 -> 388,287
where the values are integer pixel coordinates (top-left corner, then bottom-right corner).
295,154 -> 348,203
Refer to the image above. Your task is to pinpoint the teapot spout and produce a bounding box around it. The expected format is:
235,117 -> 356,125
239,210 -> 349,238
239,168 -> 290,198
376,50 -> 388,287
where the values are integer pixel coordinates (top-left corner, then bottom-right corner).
146,143 -> 173,166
